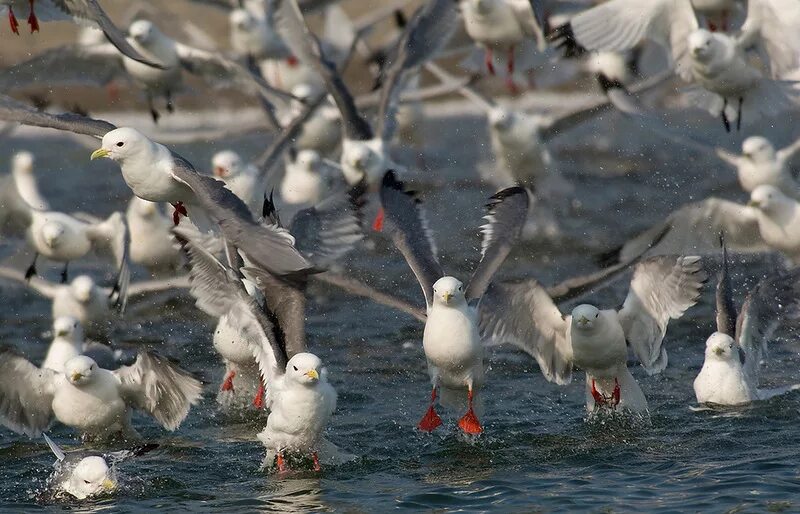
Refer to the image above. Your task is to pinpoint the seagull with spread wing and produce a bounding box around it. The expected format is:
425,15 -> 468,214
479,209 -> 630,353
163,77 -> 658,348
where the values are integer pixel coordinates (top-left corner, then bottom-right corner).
380,171 -> 529,435
0,350 -> 202,440
695,239 -> 800,405
716,136 -> 800,200
480,255 -> 706,417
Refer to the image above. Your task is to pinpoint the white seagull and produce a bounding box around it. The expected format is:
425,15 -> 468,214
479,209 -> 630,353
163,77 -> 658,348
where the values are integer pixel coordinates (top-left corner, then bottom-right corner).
0,351 -> 202,440
380,171 -> 529,434
695,240 -> 800,405
480,255 -> 706,416
716,136 -> 800,199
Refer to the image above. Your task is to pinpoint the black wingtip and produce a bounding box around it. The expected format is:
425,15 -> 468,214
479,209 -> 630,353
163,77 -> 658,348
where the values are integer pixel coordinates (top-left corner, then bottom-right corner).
487,186 -> 530,210
596,73 -> 627,94
394,9 -> 408,28
381,169 -> 403,191
547,23 -> 587,58
595,245 -> 623,267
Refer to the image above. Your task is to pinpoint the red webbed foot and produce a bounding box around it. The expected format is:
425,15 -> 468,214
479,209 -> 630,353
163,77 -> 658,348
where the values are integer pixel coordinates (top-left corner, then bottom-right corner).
220,370 -> 236,392
457,389 -> 483,435
276,452 -> 287,472
591,379 -> 606,406
484,48 -> 495,75
253,382 -> 265,409
372,207 -> 385,232
8,7 -> 19,35
171,201 -> 188,226
27,0 -> 38,33
418,404 -> 442,432
312,452 -> 321,472
611,378 -> 621,407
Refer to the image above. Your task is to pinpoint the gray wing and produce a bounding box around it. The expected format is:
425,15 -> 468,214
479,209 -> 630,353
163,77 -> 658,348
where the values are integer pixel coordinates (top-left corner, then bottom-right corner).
603,197 -> 766,264
0,95 -> 116,138
176,226 -> 290,380
312,271 -> 427,322
0,266 -> 59,298
375,0 -> 458,143
0,45 -> 125,92
54,0 -> 167,68
86,212 -> 131,313
168,154 -> 316,277
479,279 -> 572,384
112,352 -> 202,431
0,346 -> 56,437
466,187 -> 529,305
287,187 -> 364,269
716,234 -> 737,337
736,267 -> 800,382
379,171 -> 443,309
240,266 -> 307,359
174,42 -> 296,103
273,0 -> 374,140
618,255 -> 707,374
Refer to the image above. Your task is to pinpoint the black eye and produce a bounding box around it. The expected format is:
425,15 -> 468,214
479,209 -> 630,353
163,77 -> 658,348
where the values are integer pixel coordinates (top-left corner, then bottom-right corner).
595,313 -> 599,318
84,480 -> 91,484
293,366 -> 298,371
116,142 -> 124,147
458,286 -> 462,291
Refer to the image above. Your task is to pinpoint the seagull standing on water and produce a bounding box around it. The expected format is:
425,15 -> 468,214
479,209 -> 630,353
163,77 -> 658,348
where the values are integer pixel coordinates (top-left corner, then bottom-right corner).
480,256 -> 706,416
380,171 -> 529,434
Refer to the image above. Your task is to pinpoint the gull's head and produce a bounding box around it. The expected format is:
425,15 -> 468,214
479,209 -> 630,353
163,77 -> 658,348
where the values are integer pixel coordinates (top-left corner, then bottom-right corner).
12,151 -> 34,175
489,107 -> 514,131
92,128 -> 150,164
742,136 -> 775,162
68,456 -> 115,498
705,332 -> 737,362
230,8 -> 256,31
129,19 -> 156,44
571,304 -> 600,331
689,29 -> 716,60
345,143 -> 376,174
71,275 -> 95,303
747,185 -> 785,213
65,355 -> 97,386
54,316 -> 82,340
296,149 -> 321,171
211,150 -> 243,179
286,352 -> 325,385
432,276 -> 465,306
41,221 -> 65,248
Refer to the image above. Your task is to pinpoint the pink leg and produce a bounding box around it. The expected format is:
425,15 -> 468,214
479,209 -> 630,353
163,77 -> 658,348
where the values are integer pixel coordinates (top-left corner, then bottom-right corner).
276,452 -> 287,472
220,370 -> 236,392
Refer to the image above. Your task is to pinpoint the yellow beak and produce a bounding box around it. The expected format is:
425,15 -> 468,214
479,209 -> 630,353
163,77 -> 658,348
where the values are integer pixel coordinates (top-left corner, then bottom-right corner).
90,148 -> 110,160
442,292 -> 453,302
714,347 -> 724,356
306,369 -> 319,380
102,478 -> 116,491
747,200 -> 760,208
70,372 -> 82,382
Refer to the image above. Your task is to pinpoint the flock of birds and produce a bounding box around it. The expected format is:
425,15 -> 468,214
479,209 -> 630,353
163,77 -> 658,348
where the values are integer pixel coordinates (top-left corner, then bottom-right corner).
1,0 -> 800,502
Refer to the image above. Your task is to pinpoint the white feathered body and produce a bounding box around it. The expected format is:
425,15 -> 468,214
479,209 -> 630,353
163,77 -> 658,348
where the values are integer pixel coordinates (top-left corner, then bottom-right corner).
214,314 -> 266,407
738,159 -> 792,194
52,287 -> 110,339
257,378 -> 337,453
280,161 -> 323,206
123,36 -> 182,95
259,58 -> 323,96
341,138 -> 392,186
51,372 -> 129,436
753,203 -> 800,261
423,303 -> 485,411
119,141 -> 193,203
690,38 -> 760,98
126,198 -> 181,271
462,0 -> 527,48
694,353 -> 757,405
221,165 -> 263,214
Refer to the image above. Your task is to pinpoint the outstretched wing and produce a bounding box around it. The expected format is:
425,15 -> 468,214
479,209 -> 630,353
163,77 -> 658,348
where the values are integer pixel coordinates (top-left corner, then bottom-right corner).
0,94 -> 116,138
466,187 -> 529,305
113,352 -> 202,431
618,255 -> 707,374
0,346 -> 56,437
379,171 -> 443,310
479,279 -> 572,385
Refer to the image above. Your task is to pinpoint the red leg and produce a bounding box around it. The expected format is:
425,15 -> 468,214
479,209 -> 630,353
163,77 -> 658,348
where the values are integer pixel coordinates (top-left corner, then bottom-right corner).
312,452 -> 321,472
27,0 -> 38,33
484,48 -> 495,75
591,379 -> 606,406
253,382 -> 265,409
170,201 -> 188,226
457,388 -> 483,435
505,46 -> 519,94
707,20 -> 718,32
418,387 -> 442,432
276,452 -> 287,472
287,55 -> 299,67
611,378 -> 621,407
372,207 -> 385,232
220,370 -> 236,392
8,6 -> 19,35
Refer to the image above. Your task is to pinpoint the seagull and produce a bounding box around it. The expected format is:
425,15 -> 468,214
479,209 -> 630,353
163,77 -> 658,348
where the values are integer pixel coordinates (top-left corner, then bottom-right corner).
480,255 -> 706,416
0,350 -> 202,440
695,239 -> 800,405
126,197 -> 183,275
0,0 -> 164,68
177,229 -> 339,472
550,0 -> 800,129
24,208 -> 130,311
42,432 -> 158,500
380,171 -> 529,434
178,183 -> 362,411
716,136 -> 800,199
274,0 -> 457,186
459,0 -> 547,91
0,150 -> 49,238
281,83 -> 341,156
211,150 -> 263,215
746,185 -> 800,264
280,149 -> 331,206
